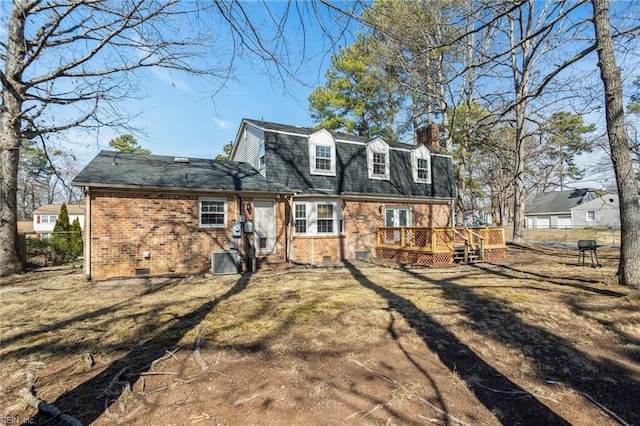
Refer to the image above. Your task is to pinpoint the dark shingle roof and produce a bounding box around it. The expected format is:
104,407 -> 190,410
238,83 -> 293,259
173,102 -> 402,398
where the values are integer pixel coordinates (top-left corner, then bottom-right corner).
259,124 -> 456,199
243,118 -> 416,150
72,150 -> 292,193
526,189 -> 590,214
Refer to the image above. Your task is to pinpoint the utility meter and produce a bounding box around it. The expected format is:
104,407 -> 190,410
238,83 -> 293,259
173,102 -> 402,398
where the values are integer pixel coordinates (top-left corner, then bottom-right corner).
231,222 -> 242,237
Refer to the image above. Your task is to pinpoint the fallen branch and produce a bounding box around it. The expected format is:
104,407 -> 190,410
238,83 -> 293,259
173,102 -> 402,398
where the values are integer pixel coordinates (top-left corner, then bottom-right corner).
475,382 -> 559,404
349,358 -> 471,426
577,391 -> 630,426
361,404 -> 381,419
143,346 -> 181,370
194,335 -> 209,371
18,387 -> 82,426
233,392 -> 262,406
139,371 -> 177,376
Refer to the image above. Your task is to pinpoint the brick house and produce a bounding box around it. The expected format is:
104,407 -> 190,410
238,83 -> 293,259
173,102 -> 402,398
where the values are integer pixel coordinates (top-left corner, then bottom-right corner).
72,119 -> 456,280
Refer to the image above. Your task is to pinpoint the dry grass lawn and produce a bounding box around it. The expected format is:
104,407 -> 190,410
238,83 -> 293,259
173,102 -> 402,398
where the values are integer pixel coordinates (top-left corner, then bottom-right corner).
1,243 -> 639,425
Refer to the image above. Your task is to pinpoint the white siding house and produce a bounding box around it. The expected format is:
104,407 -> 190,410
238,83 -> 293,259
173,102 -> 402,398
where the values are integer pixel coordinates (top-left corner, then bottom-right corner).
33,204 -> 84,238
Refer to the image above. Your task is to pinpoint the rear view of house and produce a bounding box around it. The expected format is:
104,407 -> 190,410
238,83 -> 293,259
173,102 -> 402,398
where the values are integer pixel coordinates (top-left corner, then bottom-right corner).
72,119 -> 457,280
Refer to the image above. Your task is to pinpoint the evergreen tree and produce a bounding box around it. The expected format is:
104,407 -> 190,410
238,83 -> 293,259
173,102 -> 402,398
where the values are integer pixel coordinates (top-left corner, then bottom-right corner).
108,134 -> 151,154
51,204 -> 71,262
70,217 -> 83,259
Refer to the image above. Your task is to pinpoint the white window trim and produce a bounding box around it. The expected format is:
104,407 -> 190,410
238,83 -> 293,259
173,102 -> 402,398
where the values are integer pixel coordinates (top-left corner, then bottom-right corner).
385,207 -> 412,227
292,200 -> 342,236
367,138 -> 390,180
199,197 -> 228,228
309,129 -> 336,176
412,145 -> 432,184
586,210 -> 596,221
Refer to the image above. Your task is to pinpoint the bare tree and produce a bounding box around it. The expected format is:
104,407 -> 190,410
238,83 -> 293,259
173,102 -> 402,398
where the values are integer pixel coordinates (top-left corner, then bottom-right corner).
0,0 -> 360,276
591,0 -> 640,288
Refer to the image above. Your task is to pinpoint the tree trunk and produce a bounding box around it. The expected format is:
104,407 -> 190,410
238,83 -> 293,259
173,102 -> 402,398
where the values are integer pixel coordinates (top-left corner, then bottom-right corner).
592,0 -> 640,288
0,1 -> 27,276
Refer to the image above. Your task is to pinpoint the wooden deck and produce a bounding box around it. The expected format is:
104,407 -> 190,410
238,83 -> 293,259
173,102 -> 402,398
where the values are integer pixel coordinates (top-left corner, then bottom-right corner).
376,227 -> 507,266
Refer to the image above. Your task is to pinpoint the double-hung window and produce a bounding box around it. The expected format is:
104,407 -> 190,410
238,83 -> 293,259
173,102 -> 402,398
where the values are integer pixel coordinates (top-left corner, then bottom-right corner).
417,158 -> 429,180
199,198 -> 226,227
295,204 -> 307,233
586,210 -> 596,221
315,146 -> 331,171
317,204 -> 334,233
373,153 -> 386,176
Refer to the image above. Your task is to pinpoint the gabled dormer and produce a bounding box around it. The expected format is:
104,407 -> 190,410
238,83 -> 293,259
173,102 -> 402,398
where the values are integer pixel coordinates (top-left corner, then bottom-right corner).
309,129 -> 336,176
366,137 -> 390,180
412,144 -> 431,184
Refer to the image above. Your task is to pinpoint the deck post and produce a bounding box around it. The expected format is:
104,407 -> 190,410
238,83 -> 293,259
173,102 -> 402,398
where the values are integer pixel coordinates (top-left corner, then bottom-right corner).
401,227 -> 406,247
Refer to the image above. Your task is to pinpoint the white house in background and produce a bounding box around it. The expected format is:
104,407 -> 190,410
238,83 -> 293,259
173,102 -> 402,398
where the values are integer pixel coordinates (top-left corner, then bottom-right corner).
525,189 -> 620,229
33,204 -> 84,238
571,193 -> 620,228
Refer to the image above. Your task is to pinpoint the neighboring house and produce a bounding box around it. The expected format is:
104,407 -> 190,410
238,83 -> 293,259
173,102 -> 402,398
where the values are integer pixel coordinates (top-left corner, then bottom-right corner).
525,189 -> 620,228
72,119 -> 456,280
32,204 -> 84,238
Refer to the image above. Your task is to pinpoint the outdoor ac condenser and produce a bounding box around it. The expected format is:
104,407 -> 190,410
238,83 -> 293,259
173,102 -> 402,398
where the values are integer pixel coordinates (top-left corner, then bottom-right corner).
211,250 -> 240,275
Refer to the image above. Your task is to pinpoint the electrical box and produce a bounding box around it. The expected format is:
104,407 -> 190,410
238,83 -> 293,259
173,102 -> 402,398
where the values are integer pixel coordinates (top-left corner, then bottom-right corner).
239,214 -> 246,223
243,222 -> 254,233
231,222 -> 242,237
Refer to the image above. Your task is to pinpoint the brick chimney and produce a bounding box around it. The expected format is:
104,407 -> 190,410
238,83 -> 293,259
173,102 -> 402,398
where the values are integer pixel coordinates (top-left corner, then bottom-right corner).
416,124 -> 440,153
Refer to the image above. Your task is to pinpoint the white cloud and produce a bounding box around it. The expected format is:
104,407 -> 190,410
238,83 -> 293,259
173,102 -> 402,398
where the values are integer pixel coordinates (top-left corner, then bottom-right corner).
213,118 -> 231,129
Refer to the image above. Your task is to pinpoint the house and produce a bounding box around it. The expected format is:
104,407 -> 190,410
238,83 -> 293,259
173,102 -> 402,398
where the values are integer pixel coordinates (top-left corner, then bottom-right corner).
525,189 -> 620,229
32,204 -> 84,238
72,119 -> 456,280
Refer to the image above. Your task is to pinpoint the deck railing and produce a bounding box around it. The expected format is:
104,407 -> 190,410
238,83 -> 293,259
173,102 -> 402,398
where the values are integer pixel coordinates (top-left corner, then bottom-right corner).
376,226 -> 506,265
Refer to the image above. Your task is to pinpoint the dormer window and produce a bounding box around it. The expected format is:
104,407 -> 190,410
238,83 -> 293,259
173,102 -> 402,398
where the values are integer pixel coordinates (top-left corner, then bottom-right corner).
367,138 -> 390,180
412,144 -> 431,183
309,129 -> 336,176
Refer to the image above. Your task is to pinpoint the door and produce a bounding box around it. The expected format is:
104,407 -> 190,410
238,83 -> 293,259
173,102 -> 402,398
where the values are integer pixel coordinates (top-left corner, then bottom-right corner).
254,200 -> 276,254
385,207 -> 411,227
385,207 -> 411,244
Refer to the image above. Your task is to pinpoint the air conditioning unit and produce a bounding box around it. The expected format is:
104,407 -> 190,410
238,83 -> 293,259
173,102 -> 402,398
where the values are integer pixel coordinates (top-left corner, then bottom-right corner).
211,250 -> 240,275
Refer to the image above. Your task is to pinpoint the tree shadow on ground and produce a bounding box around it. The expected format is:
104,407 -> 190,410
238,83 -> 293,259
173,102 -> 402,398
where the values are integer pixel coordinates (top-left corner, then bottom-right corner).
344,261 -> 571,425
478,262 -> 625,298
26,273 -> 252,425
398,264 -> 639,425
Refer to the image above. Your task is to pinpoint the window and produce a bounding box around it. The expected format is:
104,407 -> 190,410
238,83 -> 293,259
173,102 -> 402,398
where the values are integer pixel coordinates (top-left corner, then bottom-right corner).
315,145 -> 331,171
41,215 -> 57,224
417,158 -> 429,180
294,204 -> 307,233
199,198 -> 226,227
587,210 -> 596,221
385,208 -> 411,227
293,200 -> 340,235
317,204 -> 334,233
373,153 -> 386,176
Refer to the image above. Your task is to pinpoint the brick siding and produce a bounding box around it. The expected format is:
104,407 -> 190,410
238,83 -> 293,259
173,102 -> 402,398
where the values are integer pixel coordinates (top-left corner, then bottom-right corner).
86,189 -> 451,279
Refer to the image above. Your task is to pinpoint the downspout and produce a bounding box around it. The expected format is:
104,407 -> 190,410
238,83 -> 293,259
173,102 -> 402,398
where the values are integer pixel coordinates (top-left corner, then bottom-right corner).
286,194 -> 294,262
84,188 -> 91,280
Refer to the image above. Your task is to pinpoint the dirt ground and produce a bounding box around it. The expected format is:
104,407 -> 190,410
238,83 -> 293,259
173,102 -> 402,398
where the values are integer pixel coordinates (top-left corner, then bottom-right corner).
1,243 -> 639,426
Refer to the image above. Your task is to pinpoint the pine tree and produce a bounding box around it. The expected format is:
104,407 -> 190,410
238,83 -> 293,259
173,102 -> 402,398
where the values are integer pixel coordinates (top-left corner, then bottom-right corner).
70,217 -> 83,259
51,204 -> 71,262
